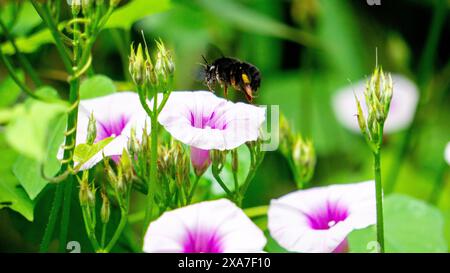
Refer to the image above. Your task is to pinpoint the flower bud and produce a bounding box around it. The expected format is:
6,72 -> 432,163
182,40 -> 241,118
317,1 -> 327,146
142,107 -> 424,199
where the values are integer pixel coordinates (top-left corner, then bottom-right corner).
191,147 -> 211,177
79,176 -> 95,208
231,148 -> 238,174
100,192 -> 110,224
292,135 -> 316,187
279,114 -> 294,158
211,149 -> 227,171
127,127 -> 140,156
354,94 -> 366,134
129,43 -> 146,86
355,65 -> 393,147
86,112 -> 97,145
81,0 -> 93,16
154,39 -> 174,85
69,0 -> 81,16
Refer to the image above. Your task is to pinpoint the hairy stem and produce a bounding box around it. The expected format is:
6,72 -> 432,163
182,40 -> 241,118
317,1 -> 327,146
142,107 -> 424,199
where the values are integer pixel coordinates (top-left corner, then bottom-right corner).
373,150 -> 385,253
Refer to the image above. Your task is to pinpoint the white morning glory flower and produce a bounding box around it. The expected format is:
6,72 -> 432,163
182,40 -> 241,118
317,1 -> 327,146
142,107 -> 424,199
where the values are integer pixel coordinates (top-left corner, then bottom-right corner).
156,91 -> 265,175
143,199 -> 267,253
268,181 -> 376,253
333,74 -> 418,134
58,92 -> 149,170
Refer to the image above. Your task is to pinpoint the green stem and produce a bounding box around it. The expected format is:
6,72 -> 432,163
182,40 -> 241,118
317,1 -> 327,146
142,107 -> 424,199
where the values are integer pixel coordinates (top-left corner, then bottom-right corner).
244,205 -> 268,219
373,150 -> 385,253
101,222 -> 108,248
58,175 -> 74,252
104,209 -> 128,252
81,205 -> 101,252
39,183 -> 64,252
0,18 -> 42,86
238,147 -> 265,205
143,93 -> 158,237
0,47 -> 51,102
187,175 -> 201,204
30,0 -> 73,72
212,163 -> 233,198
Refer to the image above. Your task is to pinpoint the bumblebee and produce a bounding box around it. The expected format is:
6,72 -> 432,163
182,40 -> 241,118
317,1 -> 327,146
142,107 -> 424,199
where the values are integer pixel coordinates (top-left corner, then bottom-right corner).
202,56 -> 261,103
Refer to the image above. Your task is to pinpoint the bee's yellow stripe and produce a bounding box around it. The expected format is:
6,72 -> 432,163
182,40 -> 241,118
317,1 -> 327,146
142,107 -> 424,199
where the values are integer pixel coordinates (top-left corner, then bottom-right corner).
241,73 -> 251,84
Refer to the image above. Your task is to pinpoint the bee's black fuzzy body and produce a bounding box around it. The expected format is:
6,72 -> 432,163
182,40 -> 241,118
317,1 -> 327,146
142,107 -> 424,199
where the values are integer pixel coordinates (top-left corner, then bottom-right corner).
203,57 -> 261,103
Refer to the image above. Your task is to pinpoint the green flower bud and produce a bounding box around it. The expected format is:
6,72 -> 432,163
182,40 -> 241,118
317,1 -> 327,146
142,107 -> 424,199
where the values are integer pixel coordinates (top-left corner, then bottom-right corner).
231,148 -> 238,174
69,0 -> 81,16
81,0 -> 93,16
292,135 -> 316,187
354,94 -> 367,134
129,43 -> 146,86
86,112 -> 97,145
100,192 -> 110,224
79,176 -> 95,208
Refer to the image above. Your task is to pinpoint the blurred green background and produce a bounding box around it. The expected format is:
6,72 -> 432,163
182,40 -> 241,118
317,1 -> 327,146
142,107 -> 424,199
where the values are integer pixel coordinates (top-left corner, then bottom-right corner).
0,0 -> 449,252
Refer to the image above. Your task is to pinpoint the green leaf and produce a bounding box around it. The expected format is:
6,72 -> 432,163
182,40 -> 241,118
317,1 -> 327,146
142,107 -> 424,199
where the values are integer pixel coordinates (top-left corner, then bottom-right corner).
348,194 -> 448,253
4,86 -> 68,161
0,71 -> 24,109
79,74 -> 117,99
383,194 -> 448,253
106,0 -> 172,29
0,2 -> 42,36
1,0 -> 171,55
0,134 -> 34,221
73,137 -> 114,166
1,29 -> 53,55
13,116 -> 66,200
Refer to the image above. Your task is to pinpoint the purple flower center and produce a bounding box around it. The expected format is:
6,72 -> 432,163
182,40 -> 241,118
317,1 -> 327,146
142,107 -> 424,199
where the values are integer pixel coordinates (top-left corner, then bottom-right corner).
96,114 -> 130,142
182,229 -> 223,253
306,200 -> 349,230
189,109 -> 227,130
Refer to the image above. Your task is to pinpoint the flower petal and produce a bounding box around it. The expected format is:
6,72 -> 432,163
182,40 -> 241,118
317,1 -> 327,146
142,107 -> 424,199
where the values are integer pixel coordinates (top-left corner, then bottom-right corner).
157,91 -> 265,150
58,92 -> 150,170
143,199 -> 266,253
268,181 -> 376,253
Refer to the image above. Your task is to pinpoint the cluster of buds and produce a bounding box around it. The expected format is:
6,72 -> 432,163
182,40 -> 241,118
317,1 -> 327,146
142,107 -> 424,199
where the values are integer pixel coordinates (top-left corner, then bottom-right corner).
67,0 -> 121,35
129,39 -> 174,90
355,66 -> 393,151
103,150 -> 134,196
68,0 -> 121,15
279,114 -> 316,188
157,141 -> 190,205
78,171 -> 96,209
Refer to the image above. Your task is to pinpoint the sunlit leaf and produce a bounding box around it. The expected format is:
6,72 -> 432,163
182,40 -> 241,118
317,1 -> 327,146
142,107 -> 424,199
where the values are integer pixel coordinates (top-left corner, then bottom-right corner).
13,116 -> 66,200
79,74 -> 117,99
73,137 -> 113,165
4,87 -> 68,161
349,194 -> 448,253
0,134 -> 34,221
106,0 -> 172,29
0,71 -> 24,109
0,2 -> 42,36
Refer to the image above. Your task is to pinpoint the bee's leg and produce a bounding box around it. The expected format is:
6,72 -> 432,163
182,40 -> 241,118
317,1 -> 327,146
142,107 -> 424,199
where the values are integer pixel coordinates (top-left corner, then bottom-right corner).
223,84 -> 229,99
206,80 -> 215,93
243,85 -> 254,103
